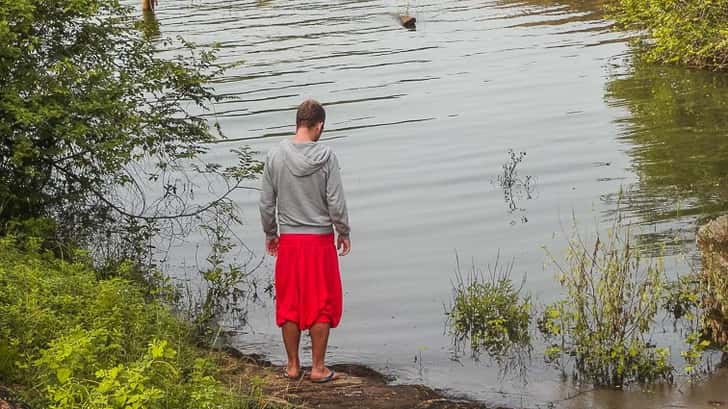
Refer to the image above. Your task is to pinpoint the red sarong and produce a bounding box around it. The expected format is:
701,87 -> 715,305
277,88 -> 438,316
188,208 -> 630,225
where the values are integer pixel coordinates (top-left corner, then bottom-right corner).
275,233 -> 343,330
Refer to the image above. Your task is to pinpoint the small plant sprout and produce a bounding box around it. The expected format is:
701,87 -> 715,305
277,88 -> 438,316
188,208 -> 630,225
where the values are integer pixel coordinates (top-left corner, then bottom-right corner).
495,149 -> 534,222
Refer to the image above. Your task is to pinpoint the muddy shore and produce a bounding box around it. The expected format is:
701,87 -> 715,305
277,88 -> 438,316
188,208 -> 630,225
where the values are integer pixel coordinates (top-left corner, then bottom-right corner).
221,347 -> 497,409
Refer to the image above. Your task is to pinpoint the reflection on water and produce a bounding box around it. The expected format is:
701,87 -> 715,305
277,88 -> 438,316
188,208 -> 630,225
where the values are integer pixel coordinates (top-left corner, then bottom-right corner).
606,60 -> 728,240
492,0 -> 611,33
138,10 -> 161,39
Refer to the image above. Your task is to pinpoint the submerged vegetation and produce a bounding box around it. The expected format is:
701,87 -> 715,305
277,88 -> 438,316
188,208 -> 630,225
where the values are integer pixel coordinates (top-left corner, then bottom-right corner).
446,256 -> 532,369
494,149 -> 534,226
539,215 -> 674,385
610,0 -> 728,70
496,149 -> 534,214
449,209 -> 728,386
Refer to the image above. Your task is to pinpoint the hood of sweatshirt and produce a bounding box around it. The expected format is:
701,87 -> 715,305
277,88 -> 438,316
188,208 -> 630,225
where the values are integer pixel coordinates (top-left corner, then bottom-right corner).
280,139 -> 331,177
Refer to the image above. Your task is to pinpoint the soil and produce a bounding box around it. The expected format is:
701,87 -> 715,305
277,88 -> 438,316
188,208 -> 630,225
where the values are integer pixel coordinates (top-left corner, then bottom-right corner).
0,386 -> 27,409
220,347 -> 497,409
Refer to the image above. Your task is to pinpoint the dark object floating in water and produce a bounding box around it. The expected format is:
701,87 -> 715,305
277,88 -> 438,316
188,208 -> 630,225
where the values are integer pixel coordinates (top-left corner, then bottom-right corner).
400,15 -> 416,29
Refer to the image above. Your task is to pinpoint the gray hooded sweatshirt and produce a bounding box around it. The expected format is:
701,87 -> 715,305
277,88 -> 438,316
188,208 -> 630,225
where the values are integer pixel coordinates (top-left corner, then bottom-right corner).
259,139 -> 350,239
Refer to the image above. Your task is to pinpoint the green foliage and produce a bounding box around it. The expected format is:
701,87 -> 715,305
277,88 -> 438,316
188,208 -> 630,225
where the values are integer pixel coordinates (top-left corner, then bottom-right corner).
541,212 -> 726,385
0,236 -> 278,409
188,212 -> 264,344
681,331 -> 712,376
447,257 -> 532,366
0,0 -> 261,255
663,275 -> 701,322
539,216 -> 674,386
0,0 -> 264,353
611,0 -> 728,70
0,1 -> 270,405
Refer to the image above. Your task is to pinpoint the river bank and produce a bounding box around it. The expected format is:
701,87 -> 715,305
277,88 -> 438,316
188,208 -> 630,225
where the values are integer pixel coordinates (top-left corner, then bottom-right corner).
0,345 -> 493,409
218,347 -> 492,409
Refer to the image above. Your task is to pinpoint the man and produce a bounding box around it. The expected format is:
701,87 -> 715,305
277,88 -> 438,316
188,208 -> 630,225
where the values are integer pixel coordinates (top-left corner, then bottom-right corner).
259,99 -> 351,383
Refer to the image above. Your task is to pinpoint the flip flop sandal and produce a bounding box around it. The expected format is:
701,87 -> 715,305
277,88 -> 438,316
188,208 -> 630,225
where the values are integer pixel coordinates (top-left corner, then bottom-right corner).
311,370 -> 337,384
283,368 -> 304,380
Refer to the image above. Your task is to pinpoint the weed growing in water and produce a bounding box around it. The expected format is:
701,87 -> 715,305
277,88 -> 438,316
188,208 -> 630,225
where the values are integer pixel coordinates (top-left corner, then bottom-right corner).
495,150 -> 534,222
446,255 -> 532,375
539,211 -> 676,386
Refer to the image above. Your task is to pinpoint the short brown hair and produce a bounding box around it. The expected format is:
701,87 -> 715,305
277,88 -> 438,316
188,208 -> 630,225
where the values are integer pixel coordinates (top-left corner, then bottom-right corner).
296,99 -> 326,129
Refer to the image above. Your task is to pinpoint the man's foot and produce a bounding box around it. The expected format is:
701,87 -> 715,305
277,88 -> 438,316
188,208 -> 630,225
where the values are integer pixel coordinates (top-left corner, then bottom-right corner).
284,363 -> 302,379
309,368 -> 339,383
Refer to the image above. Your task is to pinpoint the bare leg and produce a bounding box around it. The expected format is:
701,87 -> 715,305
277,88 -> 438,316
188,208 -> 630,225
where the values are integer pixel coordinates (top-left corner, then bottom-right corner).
309,322 -> 334,380
281,321 -> 301,377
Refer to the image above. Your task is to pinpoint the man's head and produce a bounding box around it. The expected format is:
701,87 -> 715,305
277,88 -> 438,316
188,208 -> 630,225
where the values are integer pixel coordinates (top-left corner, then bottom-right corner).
296,99 -> 326,141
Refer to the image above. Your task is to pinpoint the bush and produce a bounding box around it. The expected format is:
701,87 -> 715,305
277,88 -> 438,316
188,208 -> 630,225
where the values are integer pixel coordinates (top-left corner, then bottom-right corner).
539,217 -> 674,386
0,0 -> 261,268
0,236 -> 277,409
446,257 -> 532,367
611,0 -> 728,70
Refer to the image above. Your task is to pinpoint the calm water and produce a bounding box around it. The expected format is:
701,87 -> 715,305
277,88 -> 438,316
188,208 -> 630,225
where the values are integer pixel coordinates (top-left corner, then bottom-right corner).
143,0 -> 728,407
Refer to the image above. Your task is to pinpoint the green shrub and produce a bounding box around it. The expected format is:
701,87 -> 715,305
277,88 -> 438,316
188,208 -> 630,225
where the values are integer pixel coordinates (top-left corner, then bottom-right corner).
446,257 -> 532,366
611,0 -> 728,70
0,236 -> 277,408
539,217 -> 674,386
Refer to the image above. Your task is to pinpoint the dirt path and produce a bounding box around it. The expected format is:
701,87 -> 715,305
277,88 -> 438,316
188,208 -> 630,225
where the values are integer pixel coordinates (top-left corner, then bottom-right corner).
220,347 -> 496,409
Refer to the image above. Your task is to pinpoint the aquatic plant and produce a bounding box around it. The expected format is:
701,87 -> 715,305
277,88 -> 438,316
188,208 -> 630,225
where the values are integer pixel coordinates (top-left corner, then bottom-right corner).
446,255 -> 532,370
496,150 -> 534,218
539,213 -> 674,386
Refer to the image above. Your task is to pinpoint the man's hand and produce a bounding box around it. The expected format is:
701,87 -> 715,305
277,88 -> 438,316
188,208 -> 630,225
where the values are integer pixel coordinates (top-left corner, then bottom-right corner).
337,236 -> 351,256
266,236 -> 279,257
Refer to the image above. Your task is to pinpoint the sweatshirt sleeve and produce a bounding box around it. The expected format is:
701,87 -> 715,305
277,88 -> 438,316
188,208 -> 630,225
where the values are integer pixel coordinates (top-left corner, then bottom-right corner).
259,153 -> 278,239
326,153 -> 351,237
